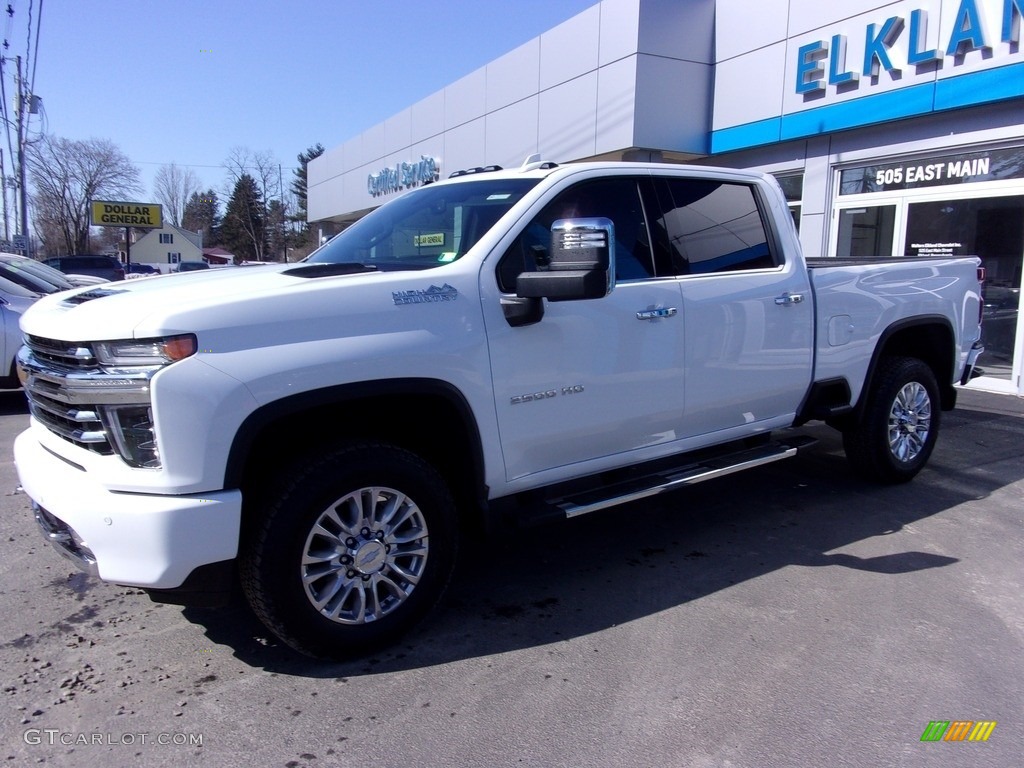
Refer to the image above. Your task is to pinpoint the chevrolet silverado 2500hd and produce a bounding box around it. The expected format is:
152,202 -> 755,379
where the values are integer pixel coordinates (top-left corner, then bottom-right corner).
14,160 -> 984,658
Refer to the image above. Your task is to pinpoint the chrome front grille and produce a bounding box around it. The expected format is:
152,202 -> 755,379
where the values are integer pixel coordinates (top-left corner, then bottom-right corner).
24,335 -> 97,368
25,388 -> 111,454
19,336 -> 153,457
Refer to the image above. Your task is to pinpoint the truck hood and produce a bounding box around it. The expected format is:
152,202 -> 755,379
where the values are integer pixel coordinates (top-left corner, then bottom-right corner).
19,264 -> 411,341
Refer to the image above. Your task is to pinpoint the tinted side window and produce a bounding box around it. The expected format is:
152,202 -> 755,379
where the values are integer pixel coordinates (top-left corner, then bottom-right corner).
655,179 -> 776,275
497,178 -> 655,293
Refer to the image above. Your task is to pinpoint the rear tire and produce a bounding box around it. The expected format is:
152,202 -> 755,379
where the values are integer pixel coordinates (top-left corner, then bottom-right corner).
240,441 -> 458,659
842,356 -> 940,484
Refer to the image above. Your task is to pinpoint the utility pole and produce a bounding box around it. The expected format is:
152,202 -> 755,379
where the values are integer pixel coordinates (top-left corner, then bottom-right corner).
0,150 -> 8,242
16,56 -> 29,256
279,163 -> 284,261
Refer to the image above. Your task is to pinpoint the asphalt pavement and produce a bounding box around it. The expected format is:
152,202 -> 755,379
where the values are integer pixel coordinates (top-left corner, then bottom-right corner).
0,386 -> 1020,767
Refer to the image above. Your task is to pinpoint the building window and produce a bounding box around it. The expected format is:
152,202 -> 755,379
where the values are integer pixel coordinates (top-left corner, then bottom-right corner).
904,195 -> 1024,382
168,252 -> 181,263
772,173 -> 803,230
836,205 -> 897,258
160,233 -> 174,244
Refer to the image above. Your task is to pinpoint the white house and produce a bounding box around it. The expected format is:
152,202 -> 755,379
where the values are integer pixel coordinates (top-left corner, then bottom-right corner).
129,224 -> 203,269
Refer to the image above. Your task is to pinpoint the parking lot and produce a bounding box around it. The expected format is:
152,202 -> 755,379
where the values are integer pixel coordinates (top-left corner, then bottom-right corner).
1,387 -> 1021,767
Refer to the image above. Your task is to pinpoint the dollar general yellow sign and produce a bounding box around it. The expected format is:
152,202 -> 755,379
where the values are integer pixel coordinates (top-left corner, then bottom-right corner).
91,200 -> 163,228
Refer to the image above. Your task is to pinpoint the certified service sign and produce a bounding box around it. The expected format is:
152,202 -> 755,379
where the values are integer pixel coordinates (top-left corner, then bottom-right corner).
91,200 -> 163,228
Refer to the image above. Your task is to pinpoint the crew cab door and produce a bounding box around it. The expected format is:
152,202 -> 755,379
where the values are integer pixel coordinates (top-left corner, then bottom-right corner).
482,176 -> 687,483
651,176 -> 814,436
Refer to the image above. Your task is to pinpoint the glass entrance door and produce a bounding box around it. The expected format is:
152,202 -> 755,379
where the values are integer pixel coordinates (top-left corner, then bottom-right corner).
904,195 -> 1024,384
835,204 -> 898,258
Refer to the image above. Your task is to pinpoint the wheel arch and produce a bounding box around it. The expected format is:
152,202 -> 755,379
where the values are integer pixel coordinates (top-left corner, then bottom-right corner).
857,316 -> 957,416
226,379 -> 488,528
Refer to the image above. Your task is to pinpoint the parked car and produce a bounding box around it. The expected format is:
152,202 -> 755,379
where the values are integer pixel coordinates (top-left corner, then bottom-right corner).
126,262 -> 160,275
0,274 -> 41,387
0,252 -> 78,292
0,261 -> 68,295
44,255 -> 125,281
62,273 -> 111,286
173,261 -> 210,273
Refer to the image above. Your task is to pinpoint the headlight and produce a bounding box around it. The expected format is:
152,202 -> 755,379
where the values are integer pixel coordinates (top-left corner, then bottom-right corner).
93,334 -> 197,367
89,334 -> 196,468
100,405 -> 160,468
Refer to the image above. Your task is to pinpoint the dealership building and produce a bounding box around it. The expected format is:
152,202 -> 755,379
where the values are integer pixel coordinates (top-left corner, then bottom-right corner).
307,0 -> 1024,395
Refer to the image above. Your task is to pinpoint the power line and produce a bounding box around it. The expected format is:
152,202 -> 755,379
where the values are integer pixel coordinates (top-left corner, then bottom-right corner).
135,159 -> 299,171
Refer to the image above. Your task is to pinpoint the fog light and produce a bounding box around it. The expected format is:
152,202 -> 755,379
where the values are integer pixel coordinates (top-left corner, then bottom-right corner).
101,405 -> 160,468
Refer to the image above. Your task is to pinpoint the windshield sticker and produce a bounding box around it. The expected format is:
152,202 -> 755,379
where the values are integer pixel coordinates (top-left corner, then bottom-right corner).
437,252 -> 457,263
392,284 -> 459,305
413,233 -> 445,247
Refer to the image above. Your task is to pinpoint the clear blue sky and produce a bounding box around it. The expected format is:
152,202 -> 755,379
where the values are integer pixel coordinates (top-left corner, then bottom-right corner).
19,0 -> 598,200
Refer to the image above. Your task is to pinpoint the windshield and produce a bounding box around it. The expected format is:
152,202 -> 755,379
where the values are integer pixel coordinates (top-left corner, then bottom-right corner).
2,257 -> 74,290
0,272 -> 42,298
0,262 -> 64,294
308,178 -> 540,270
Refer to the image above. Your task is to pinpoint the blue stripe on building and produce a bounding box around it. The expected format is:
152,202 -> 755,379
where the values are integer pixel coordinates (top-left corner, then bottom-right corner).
711,63 -> 1024,154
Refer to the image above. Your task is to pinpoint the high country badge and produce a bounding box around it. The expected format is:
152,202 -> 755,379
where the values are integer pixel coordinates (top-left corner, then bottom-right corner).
392,284 -> 459,305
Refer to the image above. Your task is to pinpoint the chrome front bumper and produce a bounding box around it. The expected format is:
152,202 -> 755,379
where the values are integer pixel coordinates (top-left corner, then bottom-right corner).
33,502 -> 100,577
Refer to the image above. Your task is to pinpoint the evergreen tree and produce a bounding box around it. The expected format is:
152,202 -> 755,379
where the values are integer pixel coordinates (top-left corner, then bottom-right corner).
221,174 -> 265,260
290,143 -> 325,249
182,189 -> 221,246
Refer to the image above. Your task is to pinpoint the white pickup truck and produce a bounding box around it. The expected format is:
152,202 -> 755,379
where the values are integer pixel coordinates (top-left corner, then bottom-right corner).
15,160 -> 984,658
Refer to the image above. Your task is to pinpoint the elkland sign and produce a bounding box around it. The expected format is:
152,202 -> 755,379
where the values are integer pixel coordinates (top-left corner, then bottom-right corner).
710,0 -> 1024,153
795,0 -> 1022,96
91,201 -> 163,228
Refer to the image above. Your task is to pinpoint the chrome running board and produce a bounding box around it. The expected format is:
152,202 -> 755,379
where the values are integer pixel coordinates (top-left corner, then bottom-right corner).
553,439 -> 812,519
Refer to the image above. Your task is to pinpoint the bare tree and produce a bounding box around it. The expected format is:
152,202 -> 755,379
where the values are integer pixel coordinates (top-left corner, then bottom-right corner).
28,135 -> 141,255
224,146 -> 284,203
222,147 -> 289,260
153,163 -> 200,227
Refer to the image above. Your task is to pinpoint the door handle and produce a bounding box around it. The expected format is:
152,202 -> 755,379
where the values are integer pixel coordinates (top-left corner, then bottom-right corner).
636,307 -> 678,320
774,293 -> 804,306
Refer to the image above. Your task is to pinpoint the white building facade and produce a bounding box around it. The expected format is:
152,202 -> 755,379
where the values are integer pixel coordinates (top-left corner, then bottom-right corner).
308,0 -> 1024,395
129,224 -> 203,269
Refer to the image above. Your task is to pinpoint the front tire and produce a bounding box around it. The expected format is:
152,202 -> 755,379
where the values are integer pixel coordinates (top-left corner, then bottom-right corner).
240,441 -> 459,659
842,356 -> 941,484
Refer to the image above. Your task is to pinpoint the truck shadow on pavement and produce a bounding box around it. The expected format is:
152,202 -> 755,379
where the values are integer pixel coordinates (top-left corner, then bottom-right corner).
184,393 -> 1024,676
